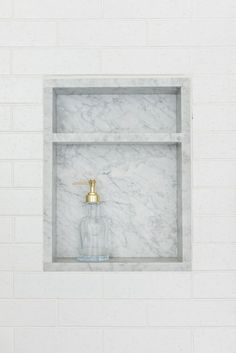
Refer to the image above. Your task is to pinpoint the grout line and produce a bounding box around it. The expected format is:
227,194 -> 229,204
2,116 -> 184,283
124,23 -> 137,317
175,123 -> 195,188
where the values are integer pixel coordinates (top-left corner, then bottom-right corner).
1,324 -> 236,328
0,241 -> 43,245
0,131 -> 42,134
102,328 -> 105,353
13,327 -> 15,353
0,186 -> 42,189
98,48 -> 103,74
145,20 -> 149,46
101,0 -> 104,19
12,271 -> 15,298
1,16 -> 236,21
9,47 -> 13,76
11,162 -> 14,187
9,106 -> 14,131
193,186 -> 236,190
10,0 -> 14,19
0,298 -> 233,301
4,297 -> 236,300
191,328 -> 195,353
2,72 -> 236,77
6,325 -> 236,330
6,44 -> 236,50
55,20 -> 59,46
101,273 -> 105,298
11,216 -> 15,242
56,298 -> 59,326
190,269 -> 194,298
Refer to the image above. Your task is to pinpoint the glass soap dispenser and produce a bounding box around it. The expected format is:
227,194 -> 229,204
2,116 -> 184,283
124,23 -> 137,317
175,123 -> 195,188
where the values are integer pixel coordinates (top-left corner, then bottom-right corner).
78,179 -> 109,262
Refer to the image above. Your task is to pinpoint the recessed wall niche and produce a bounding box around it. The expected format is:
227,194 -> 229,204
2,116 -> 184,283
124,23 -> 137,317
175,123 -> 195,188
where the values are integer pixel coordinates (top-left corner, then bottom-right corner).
44,77 -> 191,271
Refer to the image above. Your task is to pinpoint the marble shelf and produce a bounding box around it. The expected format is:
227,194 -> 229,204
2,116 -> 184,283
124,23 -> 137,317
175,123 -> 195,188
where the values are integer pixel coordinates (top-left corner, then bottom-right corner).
44,76 -> 191,271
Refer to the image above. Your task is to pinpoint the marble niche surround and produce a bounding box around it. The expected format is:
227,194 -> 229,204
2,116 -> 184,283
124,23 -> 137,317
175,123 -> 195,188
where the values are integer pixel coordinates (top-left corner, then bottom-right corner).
44,76 -> 191,271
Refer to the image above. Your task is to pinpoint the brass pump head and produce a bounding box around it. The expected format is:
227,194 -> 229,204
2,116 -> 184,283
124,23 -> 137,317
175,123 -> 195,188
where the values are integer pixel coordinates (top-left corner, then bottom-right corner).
72,179 -> 100,203
86,179 -> 100,203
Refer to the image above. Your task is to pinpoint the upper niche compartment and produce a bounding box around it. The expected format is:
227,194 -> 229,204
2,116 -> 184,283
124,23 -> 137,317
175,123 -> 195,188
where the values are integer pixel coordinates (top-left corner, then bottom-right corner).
54,88 -> 178,134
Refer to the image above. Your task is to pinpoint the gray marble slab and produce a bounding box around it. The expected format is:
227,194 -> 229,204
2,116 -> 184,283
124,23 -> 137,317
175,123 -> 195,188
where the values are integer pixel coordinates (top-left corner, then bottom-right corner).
56,143 -> 177,258
56,93 -> 176,133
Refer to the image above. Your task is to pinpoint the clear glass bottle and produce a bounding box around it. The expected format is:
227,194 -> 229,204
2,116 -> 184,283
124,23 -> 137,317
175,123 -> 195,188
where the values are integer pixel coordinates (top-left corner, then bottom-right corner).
78,180 -> 109,262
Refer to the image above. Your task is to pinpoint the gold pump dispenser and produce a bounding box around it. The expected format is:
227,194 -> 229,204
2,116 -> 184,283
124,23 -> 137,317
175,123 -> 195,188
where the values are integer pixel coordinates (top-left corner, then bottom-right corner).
72,179 -> 100,203
86,179 -> 100,203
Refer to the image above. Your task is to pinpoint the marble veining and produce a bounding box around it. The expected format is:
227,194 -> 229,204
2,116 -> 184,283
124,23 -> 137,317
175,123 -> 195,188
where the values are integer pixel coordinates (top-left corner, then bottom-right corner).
56,143 -> 178,258
56,94 -> 176,133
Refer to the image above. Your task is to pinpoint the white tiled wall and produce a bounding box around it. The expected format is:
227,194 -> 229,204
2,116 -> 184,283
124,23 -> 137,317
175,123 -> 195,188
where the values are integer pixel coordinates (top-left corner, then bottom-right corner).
0,1 -> 235,352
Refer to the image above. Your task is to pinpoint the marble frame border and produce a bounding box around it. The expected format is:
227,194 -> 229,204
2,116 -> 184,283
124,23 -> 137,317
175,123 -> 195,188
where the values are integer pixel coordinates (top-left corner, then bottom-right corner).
43,76 -> 191,271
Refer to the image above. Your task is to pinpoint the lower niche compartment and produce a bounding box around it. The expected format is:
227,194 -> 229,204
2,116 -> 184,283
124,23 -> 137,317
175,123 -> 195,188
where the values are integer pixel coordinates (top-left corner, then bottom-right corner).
54,143 -> 181,264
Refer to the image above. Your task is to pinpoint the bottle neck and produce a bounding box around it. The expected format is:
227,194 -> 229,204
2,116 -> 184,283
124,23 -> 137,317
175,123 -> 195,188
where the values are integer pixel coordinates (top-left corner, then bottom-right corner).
87,203 -> 101,218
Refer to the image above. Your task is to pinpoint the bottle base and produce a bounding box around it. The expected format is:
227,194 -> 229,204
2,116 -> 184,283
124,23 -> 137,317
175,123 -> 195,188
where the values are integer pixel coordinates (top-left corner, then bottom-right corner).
77,255 -> 109,262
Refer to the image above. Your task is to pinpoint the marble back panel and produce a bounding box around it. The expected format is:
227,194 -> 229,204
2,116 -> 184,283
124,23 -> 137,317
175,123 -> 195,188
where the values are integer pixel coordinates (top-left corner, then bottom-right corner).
56,93 -> 177,133
56,143 -> 178,258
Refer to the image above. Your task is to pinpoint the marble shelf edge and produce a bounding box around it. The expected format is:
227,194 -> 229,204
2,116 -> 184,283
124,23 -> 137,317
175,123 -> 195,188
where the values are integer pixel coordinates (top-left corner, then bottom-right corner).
52,133 -> 185,144
43,75 -> 192,272
44,259 -> 191,272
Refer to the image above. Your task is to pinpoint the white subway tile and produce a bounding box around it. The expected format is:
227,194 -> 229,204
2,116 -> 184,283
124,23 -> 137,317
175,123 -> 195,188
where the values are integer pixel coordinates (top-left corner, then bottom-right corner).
0,328 -> 14,353
57,20 -> 146,46
193,0 -> 236,17
0,133 -> 42,159
0,245 -> 13,270
14,0 -> 101,18
13,244 -> 42,271
194,189 -> 236,215
0,272 -> 13,298
0,21 -> 56,46
194,133 -> 236,159
0,217 -> 12,242
59,300 -> 146,326
193,75 -> 236,103
193,272 -> 236,298
0,49 -> 10,74
104,273 -> 191,298
193,244 -> 236,270
14,161 -> 42,187
104,328 -> 192,353
191,48 -> 236,74
0,299 -> 57,326
12,106 -> 42,131
0,106 -> 11,131
0,189 -> 42,215
193,104 -> 236,131
15,328 -> 103,353
102,48 -> 191,74
0,162 -> 12,187
194,328 -> 236,353
14,273 -> 103,298
147,300 -> 236,326
148,19 -> 236,46
0,0 -> 12,18
15,216 -> 42,243
0,244 -> 42,271
13,48 -> 101,74
103,0 -> 191,18
194,216 -> 236,242
0,78 -> 42,103
193,161 -> 236,187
